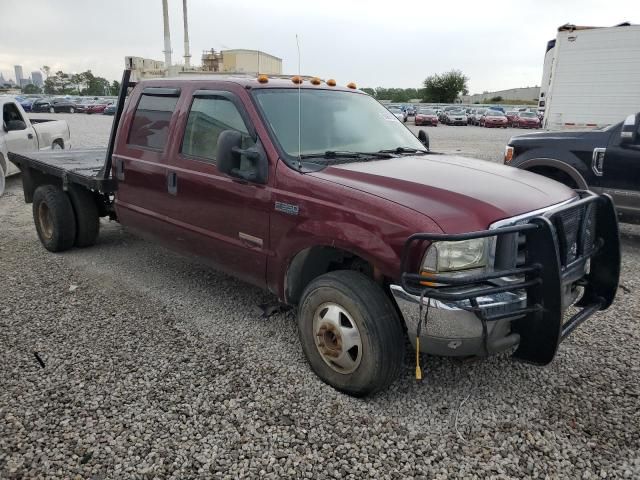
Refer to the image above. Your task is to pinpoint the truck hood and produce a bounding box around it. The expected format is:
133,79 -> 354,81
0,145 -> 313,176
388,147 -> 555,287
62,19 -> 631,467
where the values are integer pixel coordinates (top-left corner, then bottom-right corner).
309,155 -> 576,233
510,130 -> 594,142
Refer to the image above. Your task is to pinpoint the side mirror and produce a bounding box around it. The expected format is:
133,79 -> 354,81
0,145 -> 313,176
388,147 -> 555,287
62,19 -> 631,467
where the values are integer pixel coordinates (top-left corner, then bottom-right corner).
216,130 -> 267,184
620,113 -> 639,145
5,120 -> 27,131
418,130 -> 430,151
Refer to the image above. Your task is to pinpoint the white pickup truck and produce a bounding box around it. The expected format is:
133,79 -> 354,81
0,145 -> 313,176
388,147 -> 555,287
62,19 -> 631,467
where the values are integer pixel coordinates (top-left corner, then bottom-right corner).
1,97 -> 71,195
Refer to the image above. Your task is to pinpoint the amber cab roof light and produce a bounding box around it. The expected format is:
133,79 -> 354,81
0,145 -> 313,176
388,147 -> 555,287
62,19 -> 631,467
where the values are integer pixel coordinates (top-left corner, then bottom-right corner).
291,76 -> 303,85
346,82 -> 357,89
326,79 -> 337,87
257,74 -> 269,83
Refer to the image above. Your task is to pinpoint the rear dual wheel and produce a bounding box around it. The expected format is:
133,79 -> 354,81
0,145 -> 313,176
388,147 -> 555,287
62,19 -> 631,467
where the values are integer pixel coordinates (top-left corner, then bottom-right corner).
33,185 -> 99,252
298,270 -> 405,397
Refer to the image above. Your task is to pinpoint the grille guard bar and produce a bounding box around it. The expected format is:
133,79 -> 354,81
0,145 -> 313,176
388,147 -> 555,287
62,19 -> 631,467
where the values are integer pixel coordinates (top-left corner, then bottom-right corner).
399,191 -> 620,365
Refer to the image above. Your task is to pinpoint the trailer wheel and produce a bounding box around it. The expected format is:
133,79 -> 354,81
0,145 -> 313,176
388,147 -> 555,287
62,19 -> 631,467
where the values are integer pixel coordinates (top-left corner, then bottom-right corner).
32,185 -> 77,252
67,185 -> 100,247
298,270 -> 405,397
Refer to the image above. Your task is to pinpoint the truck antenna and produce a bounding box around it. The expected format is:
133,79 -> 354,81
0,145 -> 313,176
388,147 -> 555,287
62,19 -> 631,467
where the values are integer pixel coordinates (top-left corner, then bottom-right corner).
296,34 -> 302,172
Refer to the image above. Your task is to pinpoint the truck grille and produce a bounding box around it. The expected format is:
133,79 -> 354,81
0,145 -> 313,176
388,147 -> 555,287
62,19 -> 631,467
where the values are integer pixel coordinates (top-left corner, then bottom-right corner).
494,200 -> 596,270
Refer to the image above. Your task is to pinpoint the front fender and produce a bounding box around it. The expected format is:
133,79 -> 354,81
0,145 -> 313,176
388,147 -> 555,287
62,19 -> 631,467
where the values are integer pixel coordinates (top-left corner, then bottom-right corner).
511,150 -> 589,189
269,219 -> 405,302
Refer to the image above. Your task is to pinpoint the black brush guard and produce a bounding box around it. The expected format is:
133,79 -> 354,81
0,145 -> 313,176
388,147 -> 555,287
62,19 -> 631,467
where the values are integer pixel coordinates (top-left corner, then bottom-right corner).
399,192 -> 620,365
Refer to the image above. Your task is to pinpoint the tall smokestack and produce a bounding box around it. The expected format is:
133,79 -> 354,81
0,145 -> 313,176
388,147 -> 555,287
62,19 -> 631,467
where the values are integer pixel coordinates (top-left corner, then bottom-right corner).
162,0 -> 172,70
182,0 -> 191,68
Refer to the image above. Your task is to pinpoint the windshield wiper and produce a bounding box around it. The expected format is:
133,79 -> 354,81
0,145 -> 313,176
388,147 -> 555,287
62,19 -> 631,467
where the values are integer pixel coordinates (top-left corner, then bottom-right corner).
299,150 -> 394,160
378,147 -> 428,155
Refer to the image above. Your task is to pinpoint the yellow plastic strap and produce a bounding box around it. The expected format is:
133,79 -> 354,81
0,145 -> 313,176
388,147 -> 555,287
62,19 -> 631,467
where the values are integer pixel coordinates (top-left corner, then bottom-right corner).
415,337 -> 422,380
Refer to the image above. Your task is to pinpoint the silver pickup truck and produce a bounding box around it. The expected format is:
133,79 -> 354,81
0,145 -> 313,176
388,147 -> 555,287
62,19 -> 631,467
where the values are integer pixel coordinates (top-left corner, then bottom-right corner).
1,97 -> 71,195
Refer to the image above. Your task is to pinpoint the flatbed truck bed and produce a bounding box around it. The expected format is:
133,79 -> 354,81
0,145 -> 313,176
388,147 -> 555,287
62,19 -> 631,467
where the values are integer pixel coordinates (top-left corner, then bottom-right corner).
8,148 -> 116,194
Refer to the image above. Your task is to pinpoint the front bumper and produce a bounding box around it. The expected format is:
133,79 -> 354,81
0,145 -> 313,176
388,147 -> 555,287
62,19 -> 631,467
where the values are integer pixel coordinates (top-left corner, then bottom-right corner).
393,191 -> 620,364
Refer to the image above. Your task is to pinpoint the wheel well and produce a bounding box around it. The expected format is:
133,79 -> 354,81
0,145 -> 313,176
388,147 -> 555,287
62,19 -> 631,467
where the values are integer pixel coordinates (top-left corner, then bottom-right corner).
285,246 -> 374,305
527,166 -> 579,189
53,139 -> 64,149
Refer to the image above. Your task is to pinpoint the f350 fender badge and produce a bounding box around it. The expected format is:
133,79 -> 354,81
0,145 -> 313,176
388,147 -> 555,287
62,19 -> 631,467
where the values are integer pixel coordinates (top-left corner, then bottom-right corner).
275,201 -> 299,216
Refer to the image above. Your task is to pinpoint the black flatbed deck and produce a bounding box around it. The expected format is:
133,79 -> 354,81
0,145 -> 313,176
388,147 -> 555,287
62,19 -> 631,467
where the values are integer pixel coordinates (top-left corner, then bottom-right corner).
8,148 -> 117,193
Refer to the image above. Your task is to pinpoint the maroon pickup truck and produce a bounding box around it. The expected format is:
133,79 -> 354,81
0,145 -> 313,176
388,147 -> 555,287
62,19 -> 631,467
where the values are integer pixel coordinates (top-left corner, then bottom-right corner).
9,71 -> 621,397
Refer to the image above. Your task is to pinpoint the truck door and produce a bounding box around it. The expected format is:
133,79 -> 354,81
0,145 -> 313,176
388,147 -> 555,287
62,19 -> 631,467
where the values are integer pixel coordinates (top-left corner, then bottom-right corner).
113,87 -> 181,237
599,117 -> 640,212
3,101 -> 38,153
166,89 -> 271,288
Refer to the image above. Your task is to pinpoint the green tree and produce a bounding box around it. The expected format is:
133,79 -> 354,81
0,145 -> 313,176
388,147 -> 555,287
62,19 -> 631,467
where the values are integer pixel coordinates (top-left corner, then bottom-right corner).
111,80 -> 121,95
422,70 -> 469,103
22,84 -> 42,94
41,65 -> 51,80
490,96 -> 503,102
361,87 -> 375,97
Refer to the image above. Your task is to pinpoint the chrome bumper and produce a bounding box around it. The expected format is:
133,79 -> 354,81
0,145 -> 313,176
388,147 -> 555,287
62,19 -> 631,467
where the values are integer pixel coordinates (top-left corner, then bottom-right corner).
390,284 -> 526,357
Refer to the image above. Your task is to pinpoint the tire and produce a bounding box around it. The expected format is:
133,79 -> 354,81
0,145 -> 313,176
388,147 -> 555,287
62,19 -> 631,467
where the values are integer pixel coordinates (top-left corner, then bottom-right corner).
298,270 -> 405,397
49,107 -> 55,113
0,163 -> 5,197
32,185 -> 77,252
67,185 -> 100,247
69,107 -> 75,113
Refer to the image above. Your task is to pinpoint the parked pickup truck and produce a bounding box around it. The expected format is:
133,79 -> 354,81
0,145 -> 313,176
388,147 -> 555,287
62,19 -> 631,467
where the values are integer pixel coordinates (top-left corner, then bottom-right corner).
1,96 -> 71,196
9,71 -> 620,397
504,113 -> 640,223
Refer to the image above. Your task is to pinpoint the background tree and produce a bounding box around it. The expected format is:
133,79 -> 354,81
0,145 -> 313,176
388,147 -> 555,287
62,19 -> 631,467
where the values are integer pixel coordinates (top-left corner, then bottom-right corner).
22,84 -> 42,94
111,80 -> 121,95
421,70 -> 469,103
40,65 -> 51,80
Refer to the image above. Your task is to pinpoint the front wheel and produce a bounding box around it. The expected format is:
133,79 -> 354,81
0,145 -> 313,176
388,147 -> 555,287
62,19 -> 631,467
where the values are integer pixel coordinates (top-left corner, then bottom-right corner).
49,107 -> 55,113
69,107 -> 75,113
298,270 -> 405,397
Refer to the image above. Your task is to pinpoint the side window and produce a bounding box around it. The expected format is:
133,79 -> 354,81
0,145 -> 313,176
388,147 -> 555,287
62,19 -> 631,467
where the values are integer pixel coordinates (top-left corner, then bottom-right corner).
128,94 -> 179,151
181,96 -> 254,165
3,103 -> 25,124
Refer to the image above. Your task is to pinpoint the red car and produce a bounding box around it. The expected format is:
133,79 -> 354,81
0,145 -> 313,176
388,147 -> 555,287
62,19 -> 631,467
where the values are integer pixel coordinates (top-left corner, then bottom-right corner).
414,108 -> 438,126
505,111 -> 518,127
513,111 -> 541,129
86,101 -> 113,114
480,111 -> 508,128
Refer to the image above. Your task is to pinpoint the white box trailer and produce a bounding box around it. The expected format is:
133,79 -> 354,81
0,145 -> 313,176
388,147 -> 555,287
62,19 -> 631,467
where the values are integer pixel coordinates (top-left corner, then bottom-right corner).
540,22 -> 640,130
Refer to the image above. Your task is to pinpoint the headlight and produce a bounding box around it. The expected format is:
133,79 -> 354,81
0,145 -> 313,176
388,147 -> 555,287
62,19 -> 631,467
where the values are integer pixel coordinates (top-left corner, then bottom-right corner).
421,238 -> 489,273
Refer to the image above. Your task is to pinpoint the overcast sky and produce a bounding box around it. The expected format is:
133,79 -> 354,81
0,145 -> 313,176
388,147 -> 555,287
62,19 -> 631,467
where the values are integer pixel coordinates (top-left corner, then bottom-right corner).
1,0 -> 638,93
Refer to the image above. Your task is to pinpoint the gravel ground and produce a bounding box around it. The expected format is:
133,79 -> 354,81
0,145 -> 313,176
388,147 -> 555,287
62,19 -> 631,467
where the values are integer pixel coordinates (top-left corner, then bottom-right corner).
1,113 -> 639,479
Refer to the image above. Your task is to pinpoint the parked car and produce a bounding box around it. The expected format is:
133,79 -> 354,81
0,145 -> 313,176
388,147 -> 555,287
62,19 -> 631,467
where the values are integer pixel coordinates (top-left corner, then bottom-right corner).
387,105 -> 406,122
405,105 -> 416,116
505,111 -> 519,127
414,107 -> 438,126
513,111 -> 542,129
9,73 -> 620,397
17,97 -> 38,112
505,112 -> 640,223
445,108 -> 468,126
0,97 -> 71,196
32,98 -> 77,113
471,108 -> 487,126
86,101 -> 113,114
480,110 -> 508,128
75,99 -> 97,113
103,103 -> 117,115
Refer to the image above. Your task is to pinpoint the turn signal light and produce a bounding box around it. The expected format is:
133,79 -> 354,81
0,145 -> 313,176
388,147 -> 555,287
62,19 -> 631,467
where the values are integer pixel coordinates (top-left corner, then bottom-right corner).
419,271 -> 437,287
310,77 -> 321,85
504,146 -> 514,164
347,82 -> 357,89
326,79 -> 337,87
257,74 -> 269,83
291,76 -> 303,85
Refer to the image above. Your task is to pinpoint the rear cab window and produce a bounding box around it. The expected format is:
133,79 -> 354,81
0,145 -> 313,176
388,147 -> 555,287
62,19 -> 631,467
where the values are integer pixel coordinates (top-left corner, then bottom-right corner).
127,88 -> 180,151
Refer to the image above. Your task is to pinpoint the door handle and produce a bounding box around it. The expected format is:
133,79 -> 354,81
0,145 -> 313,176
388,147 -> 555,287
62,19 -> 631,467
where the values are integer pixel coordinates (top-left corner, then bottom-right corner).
167,171 -> 178,195
115,158 -> 125,180
27,133 -> 34,139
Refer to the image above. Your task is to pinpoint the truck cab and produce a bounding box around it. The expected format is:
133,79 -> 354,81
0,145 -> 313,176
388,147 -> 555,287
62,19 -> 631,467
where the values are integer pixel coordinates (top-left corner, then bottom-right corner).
9,72 -> 621,397
1,97 -> 71,195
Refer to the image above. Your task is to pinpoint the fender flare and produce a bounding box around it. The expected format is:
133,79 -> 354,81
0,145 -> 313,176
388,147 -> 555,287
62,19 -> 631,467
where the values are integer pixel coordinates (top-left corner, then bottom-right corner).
516,157 -> 588,190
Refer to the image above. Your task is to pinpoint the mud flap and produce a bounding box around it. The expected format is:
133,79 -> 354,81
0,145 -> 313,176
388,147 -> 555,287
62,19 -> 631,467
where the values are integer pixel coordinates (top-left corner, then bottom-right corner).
512,217 -> 563,365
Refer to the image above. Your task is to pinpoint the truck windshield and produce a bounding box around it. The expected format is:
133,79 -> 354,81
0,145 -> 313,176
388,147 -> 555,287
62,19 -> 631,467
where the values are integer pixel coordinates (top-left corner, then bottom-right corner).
252,89 -> 424,164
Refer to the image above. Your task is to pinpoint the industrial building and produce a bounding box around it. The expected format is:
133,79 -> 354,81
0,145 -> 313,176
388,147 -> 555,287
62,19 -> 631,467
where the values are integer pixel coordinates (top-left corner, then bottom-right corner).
460,86 -> 540,104
127,0 -> 282,81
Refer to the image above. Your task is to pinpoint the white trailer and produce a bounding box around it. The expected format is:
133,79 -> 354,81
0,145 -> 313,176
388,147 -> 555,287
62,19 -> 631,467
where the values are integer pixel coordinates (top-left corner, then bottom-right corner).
540,23 -> 640,130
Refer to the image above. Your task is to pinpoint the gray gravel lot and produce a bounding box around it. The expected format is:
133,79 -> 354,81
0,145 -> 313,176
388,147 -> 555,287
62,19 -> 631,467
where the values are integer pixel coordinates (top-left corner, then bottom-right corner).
1,113 -> 639,479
